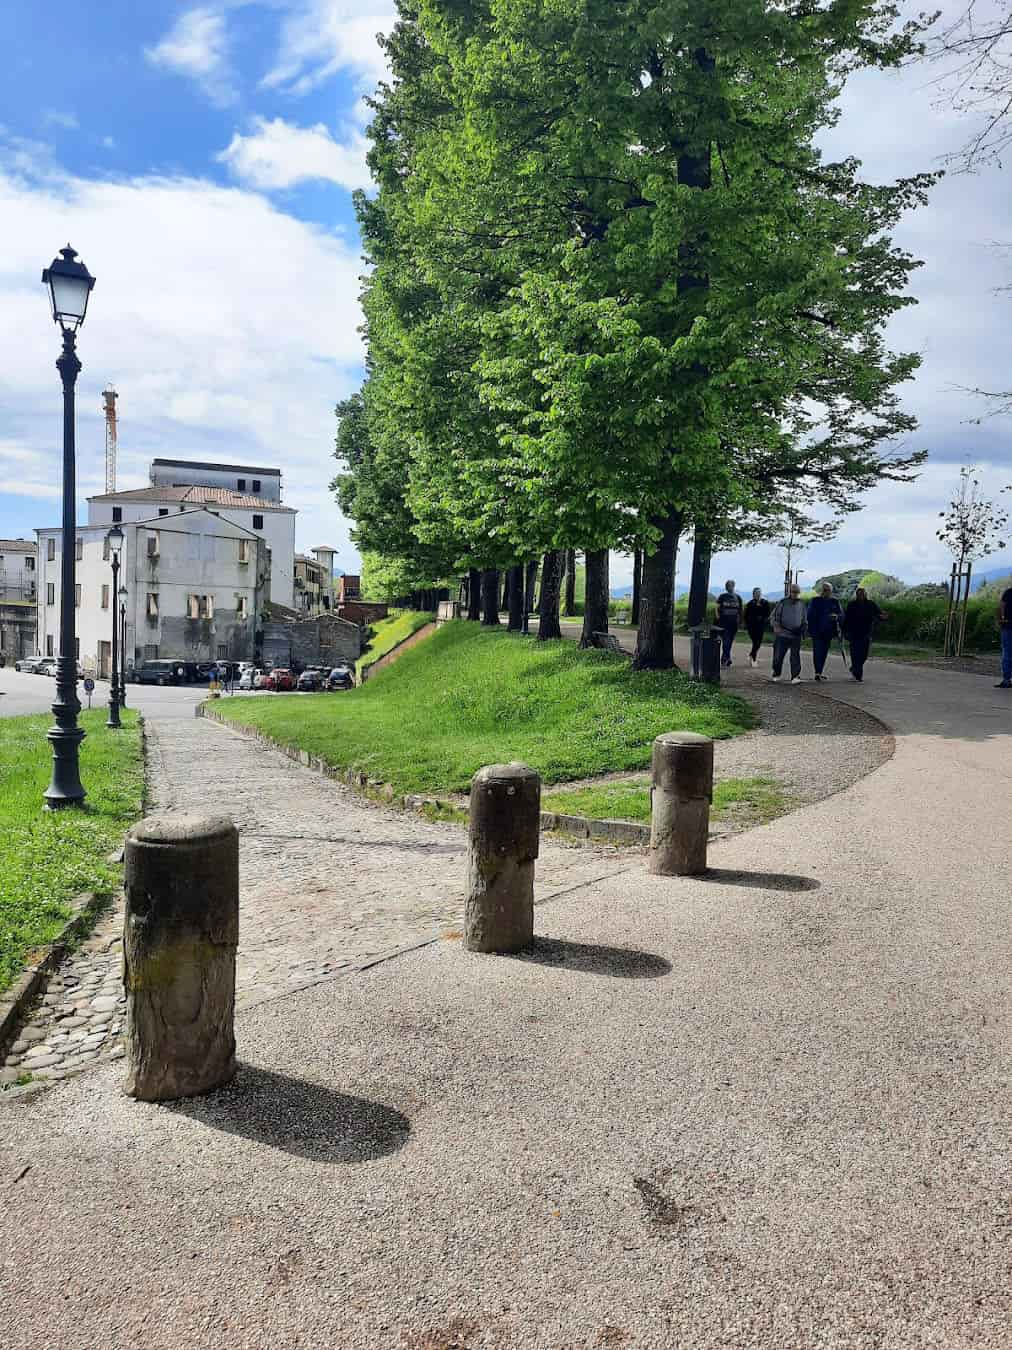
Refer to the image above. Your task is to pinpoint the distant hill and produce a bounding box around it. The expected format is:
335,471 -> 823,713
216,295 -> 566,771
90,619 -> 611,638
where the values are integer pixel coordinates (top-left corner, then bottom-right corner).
611,584 -> 689,599
972,561 -> 1011,591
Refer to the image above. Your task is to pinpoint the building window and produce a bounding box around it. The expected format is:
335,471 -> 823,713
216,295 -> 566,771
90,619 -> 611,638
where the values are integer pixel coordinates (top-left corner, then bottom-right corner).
112,507 -> 122,523
236,595 -> 247,620
46,635 -> 54,657
237,478 -> 246,491
144,644 -> 158,660
24,555 -> 34,571
47,537 -> 56,561
75,583 -> 81,608
75,538 -> 83,560
146,531 -> 159,557
146,593 -> 159,618
158,508 -> 168,517
252,479 -> 261,493
103,535 -> 110,561
187,594 -> 214,620
217,644 -> 228,659
238,538 -> 250,564
101,584 -> 109,610
75,638 -> 80,659
252,514 -> 263,530
47,582 -> 55,606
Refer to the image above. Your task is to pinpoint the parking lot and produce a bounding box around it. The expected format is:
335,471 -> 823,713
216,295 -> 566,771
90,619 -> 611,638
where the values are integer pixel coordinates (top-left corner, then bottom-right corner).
0,668 -> 206,722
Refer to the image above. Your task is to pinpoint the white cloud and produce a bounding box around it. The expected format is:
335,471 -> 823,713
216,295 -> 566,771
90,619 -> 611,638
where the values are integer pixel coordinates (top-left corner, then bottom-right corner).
0,152 -> 366,565
42,111 -> 79,131
218,116 -> 371,191
144,7 -> 236,106
263,0 -> 394,96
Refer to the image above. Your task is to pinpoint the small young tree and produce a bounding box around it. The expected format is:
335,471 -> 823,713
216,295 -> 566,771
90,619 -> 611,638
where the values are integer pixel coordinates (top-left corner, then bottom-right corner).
937,466 -> 1009,653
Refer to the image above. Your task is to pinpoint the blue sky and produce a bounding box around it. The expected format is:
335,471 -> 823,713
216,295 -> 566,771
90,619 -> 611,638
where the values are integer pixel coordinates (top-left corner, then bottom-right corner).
0,1 -> 1009,591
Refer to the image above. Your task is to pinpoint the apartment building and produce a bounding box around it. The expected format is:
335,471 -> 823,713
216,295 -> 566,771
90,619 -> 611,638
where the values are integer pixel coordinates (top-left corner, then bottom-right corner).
0,538 -> 37,661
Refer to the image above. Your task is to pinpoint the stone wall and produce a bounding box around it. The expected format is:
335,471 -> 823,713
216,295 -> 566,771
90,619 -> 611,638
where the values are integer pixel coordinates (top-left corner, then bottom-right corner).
339,600 -> 388,626
0,602 -> 36,661
262,614 -> 362,670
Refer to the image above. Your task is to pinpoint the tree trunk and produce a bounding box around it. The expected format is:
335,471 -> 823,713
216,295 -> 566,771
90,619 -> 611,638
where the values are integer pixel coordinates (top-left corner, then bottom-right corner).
631,547 -> 642,627
563,549 -> 577,616
633,511 -> 683,670
500,572 -> 510,612
522,559 -> 538,634
686,530 -> 713,630
579,549 -> 610,648
467,568 -> 481,621
506,564 -> 524,632
537,550 -> 563,641
480,569 -> 501,625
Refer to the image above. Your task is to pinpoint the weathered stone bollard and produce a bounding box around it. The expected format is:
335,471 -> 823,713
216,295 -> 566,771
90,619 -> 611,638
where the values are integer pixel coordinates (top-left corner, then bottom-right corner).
464,763 -> 540,953
648,732 -> 714,876
122,813 -> 239,1101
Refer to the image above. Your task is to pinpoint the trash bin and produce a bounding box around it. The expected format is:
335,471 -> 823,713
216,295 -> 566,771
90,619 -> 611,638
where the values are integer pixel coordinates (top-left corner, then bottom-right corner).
690,626 -> 722,684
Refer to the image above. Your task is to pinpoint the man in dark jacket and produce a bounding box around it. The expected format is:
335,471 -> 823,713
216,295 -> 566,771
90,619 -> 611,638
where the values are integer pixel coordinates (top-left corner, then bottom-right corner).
744,588 -> 771,667
715,580 -> 743,667
842,586 -> 886,682
770,584 -> 807,683
807,583 -> 843,681
997,585 -> 1012,688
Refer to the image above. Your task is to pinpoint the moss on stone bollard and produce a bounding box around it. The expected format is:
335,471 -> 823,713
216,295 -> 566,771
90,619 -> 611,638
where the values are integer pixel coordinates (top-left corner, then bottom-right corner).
464,763 -> 540,953
648,731 -> 714,877
122,813 -> 239,1101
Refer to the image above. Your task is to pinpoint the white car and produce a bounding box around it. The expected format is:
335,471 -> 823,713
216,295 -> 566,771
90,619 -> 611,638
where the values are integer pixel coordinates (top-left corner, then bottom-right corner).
240,668 -> 264,690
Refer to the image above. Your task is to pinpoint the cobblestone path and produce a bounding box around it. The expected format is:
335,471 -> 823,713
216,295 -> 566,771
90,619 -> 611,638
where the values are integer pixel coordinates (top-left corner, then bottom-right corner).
2,716 -> 632,1087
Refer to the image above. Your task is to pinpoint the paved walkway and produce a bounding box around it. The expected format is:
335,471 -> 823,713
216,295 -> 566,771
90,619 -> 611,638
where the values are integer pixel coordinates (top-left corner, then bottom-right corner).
2,713 -> 632,1084
3,652 -> 1010,1347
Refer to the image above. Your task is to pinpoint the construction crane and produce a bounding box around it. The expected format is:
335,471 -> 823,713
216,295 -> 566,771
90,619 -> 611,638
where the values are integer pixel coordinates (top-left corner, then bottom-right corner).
102,385 -> 118,494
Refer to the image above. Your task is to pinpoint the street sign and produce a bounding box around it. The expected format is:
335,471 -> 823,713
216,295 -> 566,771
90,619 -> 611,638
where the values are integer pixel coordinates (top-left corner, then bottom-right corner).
83,676 -> 95,709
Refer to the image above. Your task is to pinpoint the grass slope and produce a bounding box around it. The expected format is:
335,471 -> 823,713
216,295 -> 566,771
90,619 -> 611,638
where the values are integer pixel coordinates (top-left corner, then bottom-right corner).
0,710 -> 144,995
541,777 -> 786,825
216,622 -> 754,795
356,609 -> 435,679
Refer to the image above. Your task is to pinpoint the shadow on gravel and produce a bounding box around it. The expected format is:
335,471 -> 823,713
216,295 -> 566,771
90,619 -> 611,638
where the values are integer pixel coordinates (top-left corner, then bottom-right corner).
698,868 -> 820,892
164,1063 -> 411,1162
509,936 -> 672,979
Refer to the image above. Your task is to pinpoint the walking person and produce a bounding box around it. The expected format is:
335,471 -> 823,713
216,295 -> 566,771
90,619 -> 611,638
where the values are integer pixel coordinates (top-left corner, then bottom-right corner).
807,582 -> 844,682
995,582 -> 1012,689
744,587 -> 771,667
715,579 -> 743,668
842,586 -> 886,683
770,583 -> 807,683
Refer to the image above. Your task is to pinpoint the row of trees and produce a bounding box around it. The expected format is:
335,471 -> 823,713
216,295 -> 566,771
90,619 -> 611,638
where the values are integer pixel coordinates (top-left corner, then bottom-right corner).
334,0 -> 934,668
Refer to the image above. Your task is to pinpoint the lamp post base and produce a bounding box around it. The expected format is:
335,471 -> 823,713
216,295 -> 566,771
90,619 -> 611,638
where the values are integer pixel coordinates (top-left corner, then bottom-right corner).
44,660 -> 87,808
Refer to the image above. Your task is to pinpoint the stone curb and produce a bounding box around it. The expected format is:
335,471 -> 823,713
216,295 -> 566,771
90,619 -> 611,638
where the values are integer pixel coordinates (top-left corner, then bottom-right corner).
0,890 -> 112,1063
196,704 -> 650,846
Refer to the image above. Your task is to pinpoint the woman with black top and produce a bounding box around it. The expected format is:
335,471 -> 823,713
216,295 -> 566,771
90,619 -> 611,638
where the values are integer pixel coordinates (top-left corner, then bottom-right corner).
744,588 -> 771,667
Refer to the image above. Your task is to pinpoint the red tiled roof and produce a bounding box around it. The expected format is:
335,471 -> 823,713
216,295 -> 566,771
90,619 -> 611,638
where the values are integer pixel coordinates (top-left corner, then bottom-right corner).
88,485 -> 294,511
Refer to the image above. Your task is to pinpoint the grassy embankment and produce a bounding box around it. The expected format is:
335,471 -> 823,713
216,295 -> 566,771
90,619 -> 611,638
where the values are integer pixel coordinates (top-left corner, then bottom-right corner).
542,777 -> 787,825
0,710 -> 144,996
356,609 -> 435,680
215,621 -> 754,796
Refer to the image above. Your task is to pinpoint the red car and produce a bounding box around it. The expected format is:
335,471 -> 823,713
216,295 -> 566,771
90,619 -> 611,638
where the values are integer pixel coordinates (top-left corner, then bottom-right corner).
269,668 -> 296,692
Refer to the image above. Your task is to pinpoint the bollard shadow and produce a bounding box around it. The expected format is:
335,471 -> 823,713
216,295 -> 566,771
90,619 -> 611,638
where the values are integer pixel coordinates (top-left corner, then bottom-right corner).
162,1062 -> 411,1163
508,937 -> 672,979
697,868 -> 820,893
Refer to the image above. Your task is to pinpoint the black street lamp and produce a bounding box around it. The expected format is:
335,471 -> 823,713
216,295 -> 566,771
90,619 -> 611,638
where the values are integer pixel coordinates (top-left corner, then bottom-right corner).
119,584 -> 128,707
106,525 -> 123,728
41,244 -> 95,810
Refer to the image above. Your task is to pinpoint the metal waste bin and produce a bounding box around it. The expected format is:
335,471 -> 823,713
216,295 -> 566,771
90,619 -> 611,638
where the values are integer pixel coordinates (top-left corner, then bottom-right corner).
690,626 -> 722,684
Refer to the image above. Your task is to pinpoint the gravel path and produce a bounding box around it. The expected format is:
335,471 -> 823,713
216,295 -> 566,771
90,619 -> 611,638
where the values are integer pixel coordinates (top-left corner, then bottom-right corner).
2,659 -> 1009,1348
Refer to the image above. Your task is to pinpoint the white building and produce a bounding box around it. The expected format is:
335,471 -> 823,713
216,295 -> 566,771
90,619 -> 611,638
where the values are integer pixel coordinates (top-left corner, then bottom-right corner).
36,510 -> 269,675
87,459 -> 296,608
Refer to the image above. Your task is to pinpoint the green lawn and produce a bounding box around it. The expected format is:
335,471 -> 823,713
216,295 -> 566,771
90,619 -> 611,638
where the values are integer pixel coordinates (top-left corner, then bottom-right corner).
0,710 -> 144,996
356,609 -> 435,679
215,621 -> 754,795
542,776 -> 787,825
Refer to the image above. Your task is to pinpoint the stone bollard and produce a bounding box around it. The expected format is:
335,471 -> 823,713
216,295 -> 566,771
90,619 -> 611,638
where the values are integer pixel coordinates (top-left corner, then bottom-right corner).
122,813 -> 239,1101
464,763 -> 540,953
648,732 -> 714,876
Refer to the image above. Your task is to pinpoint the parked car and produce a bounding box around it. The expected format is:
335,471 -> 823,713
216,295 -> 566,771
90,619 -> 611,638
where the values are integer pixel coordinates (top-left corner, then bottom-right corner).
36,658 -> 57,677
15,656 -> 45,673
132,660 -> 184,686
269,668 -> 296,692
296,668 -> 323,691
238,667 -> 263,691
253,669 -> 271,689
326,664 -> 354,691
